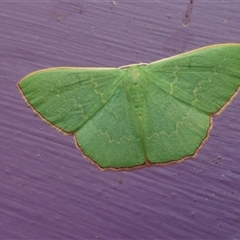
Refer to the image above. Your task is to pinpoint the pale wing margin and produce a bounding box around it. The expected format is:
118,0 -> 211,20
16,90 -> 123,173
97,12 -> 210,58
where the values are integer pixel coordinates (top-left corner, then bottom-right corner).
18,67 -> 124,133
147,44 -> 240,114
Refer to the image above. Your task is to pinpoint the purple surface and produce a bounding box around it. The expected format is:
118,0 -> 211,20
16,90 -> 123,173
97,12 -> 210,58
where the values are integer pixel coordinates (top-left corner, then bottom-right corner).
1,1 -> 240,239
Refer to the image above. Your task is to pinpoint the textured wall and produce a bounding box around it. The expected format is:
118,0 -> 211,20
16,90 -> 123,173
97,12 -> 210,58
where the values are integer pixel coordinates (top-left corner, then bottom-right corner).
1,1 -> 240,239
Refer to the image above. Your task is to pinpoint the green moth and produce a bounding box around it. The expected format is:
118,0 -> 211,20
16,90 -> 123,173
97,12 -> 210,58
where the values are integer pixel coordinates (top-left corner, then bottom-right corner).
18,44 -> 240,169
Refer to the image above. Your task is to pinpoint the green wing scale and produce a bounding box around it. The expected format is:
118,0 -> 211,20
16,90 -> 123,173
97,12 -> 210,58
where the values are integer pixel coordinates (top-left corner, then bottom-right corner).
18,44 -> 240,169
